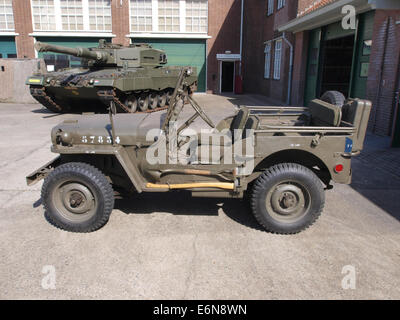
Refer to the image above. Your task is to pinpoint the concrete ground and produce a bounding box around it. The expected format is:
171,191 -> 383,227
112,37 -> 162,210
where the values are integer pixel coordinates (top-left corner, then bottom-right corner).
0,94 -> 399,300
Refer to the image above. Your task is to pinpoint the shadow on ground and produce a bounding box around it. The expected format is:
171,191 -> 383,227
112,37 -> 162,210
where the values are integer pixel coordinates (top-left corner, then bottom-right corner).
350,134 -> 400,221
115,191 -> 263,231
218,93 -> 285,107
351,160 -> 400,221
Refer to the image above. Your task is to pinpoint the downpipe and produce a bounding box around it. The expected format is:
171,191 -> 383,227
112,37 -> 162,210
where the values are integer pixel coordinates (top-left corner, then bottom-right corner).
282,32 -> 294,106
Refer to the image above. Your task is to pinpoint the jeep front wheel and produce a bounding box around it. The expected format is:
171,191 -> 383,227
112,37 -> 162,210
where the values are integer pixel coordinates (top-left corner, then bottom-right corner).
41,162 -> 114,233
251,163 -> 325,234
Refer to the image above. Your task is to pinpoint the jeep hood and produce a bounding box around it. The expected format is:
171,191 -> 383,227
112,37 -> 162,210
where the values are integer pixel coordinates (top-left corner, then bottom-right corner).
51,112 -> 165,147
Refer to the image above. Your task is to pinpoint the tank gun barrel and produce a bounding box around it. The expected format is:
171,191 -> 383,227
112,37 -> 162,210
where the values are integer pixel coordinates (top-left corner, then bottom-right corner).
34,41 -> 108,62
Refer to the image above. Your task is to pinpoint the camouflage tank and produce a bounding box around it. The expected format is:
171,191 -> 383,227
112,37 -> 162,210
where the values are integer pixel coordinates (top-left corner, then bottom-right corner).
26,39 -> 198,113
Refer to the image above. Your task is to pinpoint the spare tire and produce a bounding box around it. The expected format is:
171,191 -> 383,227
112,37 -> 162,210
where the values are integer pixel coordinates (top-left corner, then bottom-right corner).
320,91 -> 346,107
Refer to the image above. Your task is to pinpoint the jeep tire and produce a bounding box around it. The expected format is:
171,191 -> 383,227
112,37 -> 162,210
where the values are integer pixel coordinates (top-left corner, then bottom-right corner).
251,163 -> 325,234
41,162 -> 114,233
320,90 -> 346,107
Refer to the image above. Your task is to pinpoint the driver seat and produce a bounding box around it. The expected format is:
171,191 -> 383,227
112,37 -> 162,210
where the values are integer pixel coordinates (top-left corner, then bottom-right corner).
214,106 -> 250,143
184,107 -> 253,164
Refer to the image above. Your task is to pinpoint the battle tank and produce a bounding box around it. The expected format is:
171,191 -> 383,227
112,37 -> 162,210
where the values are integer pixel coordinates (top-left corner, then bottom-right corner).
26,39 -> 198,113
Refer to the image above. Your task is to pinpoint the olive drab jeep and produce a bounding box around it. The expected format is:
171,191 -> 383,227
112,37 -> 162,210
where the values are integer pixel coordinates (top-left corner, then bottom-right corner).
27,67 -> 372,234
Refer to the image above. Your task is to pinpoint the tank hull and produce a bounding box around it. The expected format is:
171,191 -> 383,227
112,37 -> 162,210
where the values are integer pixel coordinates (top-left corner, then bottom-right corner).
28,65 -> 198,113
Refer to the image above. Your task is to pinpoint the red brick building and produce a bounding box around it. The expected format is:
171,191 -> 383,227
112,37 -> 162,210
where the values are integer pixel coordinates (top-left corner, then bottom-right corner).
1,0 -> 242,94
278,0 -> 400,145
242,0 -> 297,104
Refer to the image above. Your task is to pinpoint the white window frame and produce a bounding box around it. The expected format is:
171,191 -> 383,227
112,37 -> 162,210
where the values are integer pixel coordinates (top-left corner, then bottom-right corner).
0,0 -> 15,31
158,0 -> 180,33
273,39 -> 282,80
277,0 -> 285,10
88,0 -> 112,32
264,42 -> 271,79
130,0 -> 153,32
267,0 -> 274,16
185,0 -> 208,33
129,0 -> 208,34
30,0 -> 112,32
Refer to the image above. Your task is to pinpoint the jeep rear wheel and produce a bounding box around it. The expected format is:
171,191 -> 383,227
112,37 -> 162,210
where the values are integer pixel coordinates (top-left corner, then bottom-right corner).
251,163 -> 324,234
41,162 -> 114,233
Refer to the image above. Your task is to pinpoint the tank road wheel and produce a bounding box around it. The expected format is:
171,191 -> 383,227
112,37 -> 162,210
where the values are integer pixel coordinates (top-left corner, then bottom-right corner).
41,162 -> 114,233
149,92 -> 158,110
251,163 -> 325,234
124,95 -> 138,113
138,94 -> 149,112
157,91 -> 167,108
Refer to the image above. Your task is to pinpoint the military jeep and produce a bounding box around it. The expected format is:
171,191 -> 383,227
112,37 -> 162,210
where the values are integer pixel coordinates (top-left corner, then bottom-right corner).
27,67 -> 371,234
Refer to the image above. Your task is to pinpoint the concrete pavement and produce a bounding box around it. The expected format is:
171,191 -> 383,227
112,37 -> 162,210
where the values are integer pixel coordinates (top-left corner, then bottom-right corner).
0,95 -> 399,299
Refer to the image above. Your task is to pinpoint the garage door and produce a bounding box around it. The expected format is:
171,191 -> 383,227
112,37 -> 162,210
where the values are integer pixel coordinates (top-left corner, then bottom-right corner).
36,37 -> 110,71
0,36 -> 16,58
134,38 -> 206,92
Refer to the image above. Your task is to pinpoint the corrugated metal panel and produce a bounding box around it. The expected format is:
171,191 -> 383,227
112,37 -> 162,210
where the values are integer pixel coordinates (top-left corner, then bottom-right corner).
135,38 -> 206,92
0,36 -> 17,58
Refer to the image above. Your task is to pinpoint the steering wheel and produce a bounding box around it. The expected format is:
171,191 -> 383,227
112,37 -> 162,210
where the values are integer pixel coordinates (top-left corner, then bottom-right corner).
188,96 -> 215,128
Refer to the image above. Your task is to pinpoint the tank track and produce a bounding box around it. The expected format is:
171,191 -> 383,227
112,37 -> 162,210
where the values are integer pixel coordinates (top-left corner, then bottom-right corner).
30,86 -> 64,113
30,85 -> 170,114
97,88 -> 169,114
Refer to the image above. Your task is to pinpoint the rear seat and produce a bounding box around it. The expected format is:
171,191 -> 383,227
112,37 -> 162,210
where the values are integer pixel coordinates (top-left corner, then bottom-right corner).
308,99 -> 342,126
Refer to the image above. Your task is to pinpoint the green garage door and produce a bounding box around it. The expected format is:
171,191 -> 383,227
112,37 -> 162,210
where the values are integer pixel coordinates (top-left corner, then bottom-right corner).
0,36 -> 17,58
134,38 -> 206,92
36,37 -> 110,70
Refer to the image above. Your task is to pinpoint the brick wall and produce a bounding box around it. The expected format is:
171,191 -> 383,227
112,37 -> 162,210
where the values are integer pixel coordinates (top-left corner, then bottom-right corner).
242,0 -> 297,103
297,0 -> 337,17
111,0 -> 130,46
367,9 -> 400,136
291,31 -> 308,106
207,0 -> 242,93
13,0 -> 35,58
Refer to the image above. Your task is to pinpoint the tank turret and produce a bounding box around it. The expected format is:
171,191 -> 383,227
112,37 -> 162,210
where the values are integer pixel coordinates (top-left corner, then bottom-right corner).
34,39 -> 167,68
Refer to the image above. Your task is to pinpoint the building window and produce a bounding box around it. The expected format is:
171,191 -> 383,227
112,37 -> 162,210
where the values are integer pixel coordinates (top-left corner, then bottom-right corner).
264,43 -> 271,79
89,0 -> 112,31
267,0 -> 274,16
277,0 -> 285,10
0,0 -> 14,31
273,39 -> 282,80
129,0 -> 208,33
60,0 -> 84,31
31,0 -> 56,31
186,0 -> 208,33
31,0 -> 111,32
158,0 -> 180,32
130,0 -> 153,32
